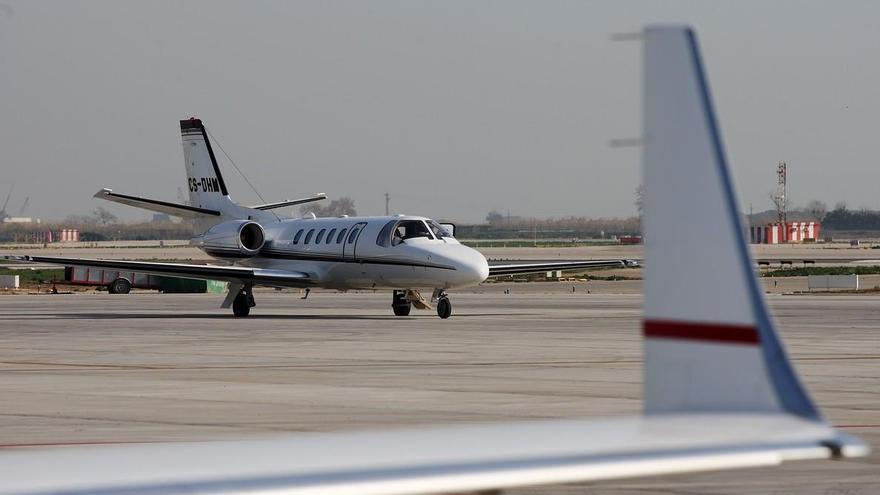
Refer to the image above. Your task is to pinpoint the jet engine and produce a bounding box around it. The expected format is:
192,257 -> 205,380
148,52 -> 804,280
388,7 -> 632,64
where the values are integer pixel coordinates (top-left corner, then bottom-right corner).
196,220 -> 266,257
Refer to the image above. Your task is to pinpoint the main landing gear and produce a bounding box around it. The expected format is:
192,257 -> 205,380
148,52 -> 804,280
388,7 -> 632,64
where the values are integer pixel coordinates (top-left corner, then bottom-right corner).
392,290 -> 411,316
391,289 -> 453,319
229,285 -> 255,317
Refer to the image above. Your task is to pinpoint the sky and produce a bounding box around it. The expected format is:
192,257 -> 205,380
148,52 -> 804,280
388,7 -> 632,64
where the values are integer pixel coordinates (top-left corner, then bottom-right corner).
1,1 -> 879,224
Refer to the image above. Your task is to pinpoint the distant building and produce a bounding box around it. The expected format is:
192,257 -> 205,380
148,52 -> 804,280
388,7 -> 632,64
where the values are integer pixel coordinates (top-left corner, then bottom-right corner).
618,235 -> 643,245
750,222 -> 820,244
32,229 -> 80,244
3,217 -> 40,224
58,229 -> 81,242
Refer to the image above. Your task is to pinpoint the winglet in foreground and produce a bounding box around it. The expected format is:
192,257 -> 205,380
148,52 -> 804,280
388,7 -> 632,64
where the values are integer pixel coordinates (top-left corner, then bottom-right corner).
0,25 -> 867,495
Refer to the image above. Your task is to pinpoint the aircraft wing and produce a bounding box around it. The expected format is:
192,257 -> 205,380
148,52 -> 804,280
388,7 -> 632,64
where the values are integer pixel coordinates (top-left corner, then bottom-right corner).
488,259 -> 633,277
0,414 -> 865,495
1,255 -> 312,288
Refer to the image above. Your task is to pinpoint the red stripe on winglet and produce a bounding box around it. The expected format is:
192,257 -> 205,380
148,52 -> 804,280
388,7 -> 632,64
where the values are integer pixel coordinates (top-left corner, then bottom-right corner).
644,320 -> 760,345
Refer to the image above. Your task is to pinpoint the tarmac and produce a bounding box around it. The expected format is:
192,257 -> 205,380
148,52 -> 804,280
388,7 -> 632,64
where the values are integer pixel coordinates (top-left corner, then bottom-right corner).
0,285 -> 876,494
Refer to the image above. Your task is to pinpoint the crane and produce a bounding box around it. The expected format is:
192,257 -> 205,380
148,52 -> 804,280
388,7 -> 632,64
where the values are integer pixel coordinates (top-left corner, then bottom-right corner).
0,185 -> 12,220
17,196 -> 29,216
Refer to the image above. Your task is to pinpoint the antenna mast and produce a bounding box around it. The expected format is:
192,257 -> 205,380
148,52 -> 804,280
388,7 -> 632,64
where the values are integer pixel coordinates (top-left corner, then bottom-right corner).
772,161 -> 787,225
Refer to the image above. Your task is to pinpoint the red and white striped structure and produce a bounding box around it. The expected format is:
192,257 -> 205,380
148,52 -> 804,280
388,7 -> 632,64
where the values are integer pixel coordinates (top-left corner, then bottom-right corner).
29,229 -> 80,244
58,229 -> 80,242
786,222 -> 819,242
750,222 -> 820,244
32,231 -> 53,244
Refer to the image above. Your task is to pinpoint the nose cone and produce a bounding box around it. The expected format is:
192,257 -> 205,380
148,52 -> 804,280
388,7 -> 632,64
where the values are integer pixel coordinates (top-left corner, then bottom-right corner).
456,246 -> 489,286
419,243 -> 490,288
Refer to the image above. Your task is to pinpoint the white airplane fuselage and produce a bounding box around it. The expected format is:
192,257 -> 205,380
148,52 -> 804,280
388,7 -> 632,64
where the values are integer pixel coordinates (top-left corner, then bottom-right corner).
196,215 -> 491,290
25,118 -> 624,318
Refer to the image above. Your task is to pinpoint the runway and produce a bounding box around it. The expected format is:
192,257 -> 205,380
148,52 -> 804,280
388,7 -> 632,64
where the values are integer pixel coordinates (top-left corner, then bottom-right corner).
0,288 -> 876,494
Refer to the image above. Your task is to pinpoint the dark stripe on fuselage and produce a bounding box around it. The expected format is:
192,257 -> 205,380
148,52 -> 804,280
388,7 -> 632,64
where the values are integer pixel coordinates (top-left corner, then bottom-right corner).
205,248 -> 457,271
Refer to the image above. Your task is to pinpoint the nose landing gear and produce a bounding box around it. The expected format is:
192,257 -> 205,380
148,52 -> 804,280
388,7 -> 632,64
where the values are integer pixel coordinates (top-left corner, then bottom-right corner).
432,289 -> 452,319
436,296 -> 452,319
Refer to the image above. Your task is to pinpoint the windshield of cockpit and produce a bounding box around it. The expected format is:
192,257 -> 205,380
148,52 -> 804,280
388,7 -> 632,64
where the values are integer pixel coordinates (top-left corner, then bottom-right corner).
376,219 -> 452,247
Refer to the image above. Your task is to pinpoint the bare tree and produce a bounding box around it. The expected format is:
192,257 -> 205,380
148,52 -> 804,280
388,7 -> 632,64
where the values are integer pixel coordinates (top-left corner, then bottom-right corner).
92,206 -> 118,226
299,197 -> 357,217
63,214 -> 97,225
769,191 -> 788,223
485,210 -> 504,225
635,185 -> 645,218
805,200 -> 827,223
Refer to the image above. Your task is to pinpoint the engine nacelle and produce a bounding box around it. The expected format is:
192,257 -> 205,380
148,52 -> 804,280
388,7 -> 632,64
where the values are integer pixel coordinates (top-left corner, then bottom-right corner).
196,220 -> 266,257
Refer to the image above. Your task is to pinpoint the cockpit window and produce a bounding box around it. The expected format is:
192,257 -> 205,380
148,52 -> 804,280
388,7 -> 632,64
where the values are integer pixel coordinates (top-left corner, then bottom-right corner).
390,220 -> 436,246
427,220 -> 452,239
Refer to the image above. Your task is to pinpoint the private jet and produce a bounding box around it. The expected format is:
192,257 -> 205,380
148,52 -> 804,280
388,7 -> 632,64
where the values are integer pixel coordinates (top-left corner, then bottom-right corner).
5,120 -> 633,318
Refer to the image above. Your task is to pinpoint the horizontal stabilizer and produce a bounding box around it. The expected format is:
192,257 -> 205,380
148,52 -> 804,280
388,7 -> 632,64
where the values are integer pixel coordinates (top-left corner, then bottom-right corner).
250,193 -> 327,211
94,189 -> 221,218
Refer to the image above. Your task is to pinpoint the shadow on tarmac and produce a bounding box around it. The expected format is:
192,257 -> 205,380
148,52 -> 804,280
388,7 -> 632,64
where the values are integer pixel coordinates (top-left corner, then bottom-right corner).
4,312 -> 536,320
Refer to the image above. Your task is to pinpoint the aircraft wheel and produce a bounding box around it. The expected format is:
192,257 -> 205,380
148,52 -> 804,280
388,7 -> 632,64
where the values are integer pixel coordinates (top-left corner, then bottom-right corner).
232,291 -> 251,317
392,290 -> 411,317
108,278 -> 132,295
437,297 -> 452,319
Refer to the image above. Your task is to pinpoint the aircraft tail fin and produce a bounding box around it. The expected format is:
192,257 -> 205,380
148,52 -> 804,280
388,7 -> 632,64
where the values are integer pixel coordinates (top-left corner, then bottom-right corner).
180,119 -> 235,212
641,26 -> 819,420
179,118 -> 272,232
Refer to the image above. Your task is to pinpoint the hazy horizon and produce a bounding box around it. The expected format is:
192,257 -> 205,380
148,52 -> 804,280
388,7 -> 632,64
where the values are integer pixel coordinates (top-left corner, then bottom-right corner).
2,1 -> 879,224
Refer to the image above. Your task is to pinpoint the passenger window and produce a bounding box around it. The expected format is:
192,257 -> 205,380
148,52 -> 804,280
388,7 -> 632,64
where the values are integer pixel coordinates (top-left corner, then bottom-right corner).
336,228 -> 347,243
315,229 -> 326,244
347,227 -> 361,244
376,220 -> 397,247
304,229 -> 315,244
326,228 -> 337,244
292,229 -> 304,244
